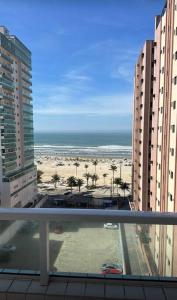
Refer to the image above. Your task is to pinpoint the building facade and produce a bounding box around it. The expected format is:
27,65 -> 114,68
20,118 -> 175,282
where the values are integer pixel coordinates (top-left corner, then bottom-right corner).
132,40 -> 154,211
0,26 -> 37,207
133,0 -> 177,278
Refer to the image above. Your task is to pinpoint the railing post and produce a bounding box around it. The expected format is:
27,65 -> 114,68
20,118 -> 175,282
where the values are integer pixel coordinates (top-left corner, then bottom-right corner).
39,220 -> 49,285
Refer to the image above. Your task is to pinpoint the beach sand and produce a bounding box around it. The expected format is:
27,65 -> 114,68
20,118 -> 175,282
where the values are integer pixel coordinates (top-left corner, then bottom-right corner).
36,156 -> 132,194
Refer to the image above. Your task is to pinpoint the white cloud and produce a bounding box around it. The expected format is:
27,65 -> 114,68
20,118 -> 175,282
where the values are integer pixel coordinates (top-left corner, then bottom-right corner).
111,63 -> 134,83
33,82 -> 132,116
63,70 -> 91,82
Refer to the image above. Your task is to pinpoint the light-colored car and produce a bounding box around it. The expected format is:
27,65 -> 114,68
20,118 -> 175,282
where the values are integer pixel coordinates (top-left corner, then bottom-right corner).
104,223 -> 118,229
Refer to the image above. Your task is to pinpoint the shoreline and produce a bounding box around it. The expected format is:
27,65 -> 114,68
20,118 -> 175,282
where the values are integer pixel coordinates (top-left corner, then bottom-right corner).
36,155 -> 132,196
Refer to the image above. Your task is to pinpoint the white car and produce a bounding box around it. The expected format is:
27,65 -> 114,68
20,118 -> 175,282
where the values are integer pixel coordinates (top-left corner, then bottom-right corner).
104,223 -> 118,229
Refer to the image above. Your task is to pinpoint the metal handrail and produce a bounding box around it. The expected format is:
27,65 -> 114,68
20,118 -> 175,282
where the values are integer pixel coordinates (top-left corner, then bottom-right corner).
0,208 -> 177,224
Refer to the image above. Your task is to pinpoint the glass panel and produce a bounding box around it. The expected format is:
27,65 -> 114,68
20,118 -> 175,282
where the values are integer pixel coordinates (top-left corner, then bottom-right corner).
49,221 -> 177,279
0,220 -> 39,272
49,221 -> 123,275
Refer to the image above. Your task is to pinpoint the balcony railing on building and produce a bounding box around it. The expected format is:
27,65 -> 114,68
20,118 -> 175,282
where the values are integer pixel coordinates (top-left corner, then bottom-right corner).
0,208 -> 177,286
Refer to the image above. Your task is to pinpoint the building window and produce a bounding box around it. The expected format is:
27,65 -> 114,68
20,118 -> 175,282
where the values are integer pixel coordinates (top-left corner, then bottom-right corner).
169,193 -> 173,201
160,107 -> 163,113
175,51 -> 177,60
172,101 -> 176,109
168,259 -> 170,266
171,148 -> 175,156
174,76 -> 177,85
170,171 -> 174,179
161,87 -> 164,94
171,125 -> 175,133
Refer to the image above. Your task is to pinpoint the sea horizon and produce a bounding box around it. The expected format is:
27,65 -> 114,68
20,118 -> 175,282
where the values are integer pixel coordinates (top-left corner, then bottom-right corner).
34,131 -> 132,158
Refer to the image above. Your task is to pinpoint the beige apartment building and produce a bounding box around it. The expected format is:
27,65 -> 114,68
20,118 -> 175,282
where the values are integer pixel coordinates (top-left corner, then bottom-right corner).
132,40 -> 154,211
0,26 -> 37,207
133,0 -> 177,277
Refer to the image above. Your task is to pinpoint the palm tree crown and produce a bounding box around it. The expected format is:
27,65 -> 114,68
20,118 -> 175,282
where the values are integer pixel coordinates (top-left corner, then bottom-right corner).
67,176 -> 77,192
91,174 -> 99,186
84,164 -> 89,172
120,182 -> 130,197
83,173 -> 91,188
51,174 -> 60,188
77,178 -> 84,192
103,173 -> 108,185
92,160 -> 98,173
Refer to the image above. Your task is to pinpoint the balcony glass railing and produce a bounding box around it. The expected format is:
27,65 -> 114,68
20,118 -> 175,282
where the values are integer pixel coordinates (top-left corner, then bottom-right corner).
0,209 -> 177,285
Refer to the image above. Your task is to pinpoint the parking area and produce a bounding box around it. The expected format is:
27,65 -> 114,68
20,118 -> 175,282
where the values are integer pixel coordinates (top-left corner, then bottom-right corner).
0,221 -> 123,275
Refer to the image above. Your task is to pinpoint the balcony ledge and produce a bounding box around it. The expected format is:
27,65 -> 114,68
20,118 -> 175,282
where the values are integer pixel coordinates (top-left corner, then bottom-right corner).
0,275 -> 176,300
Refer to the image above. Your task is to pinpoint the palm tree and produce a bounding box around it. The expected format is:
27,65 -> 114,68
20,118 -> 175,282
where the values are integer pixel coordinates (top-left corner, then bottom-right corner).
91,174 -> 99,187
67,176 -> 77,192
73,162 -> 80,177
77,178 -> 84,192
37,170 -> 43,183
84,164 -> 89,174
90,174 -> 95,186
114,177 -> 122,195
103,173 -> 108,185
83,173 -> 91,188
110,165 -> 117,194
92,160 -> 98,174
51,174 -> 60,188
120,182 -> 130,197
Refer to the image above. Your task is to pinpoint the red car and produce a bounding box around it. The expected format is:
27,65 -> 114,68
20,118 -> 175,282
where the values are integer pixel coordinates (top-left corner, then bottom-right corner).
101,266 -> 123,275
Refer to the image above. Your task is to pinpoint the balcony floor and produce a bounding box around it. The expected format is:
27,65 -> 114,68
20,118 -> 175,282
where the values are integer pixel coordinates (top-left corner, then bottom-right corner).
0,275 -> 177,300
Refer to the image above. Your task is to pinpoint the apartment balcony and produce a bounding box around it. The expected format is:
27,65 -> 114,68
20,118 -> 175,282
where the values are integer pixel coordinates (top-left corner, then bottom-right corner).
0,76 -> 14,91
0,209 -> 176,299
0,63 -> 13,73
0,53 -> 13,64
21,68 -> 32,78
22,85 -> 32,93
21,76 -> 32,86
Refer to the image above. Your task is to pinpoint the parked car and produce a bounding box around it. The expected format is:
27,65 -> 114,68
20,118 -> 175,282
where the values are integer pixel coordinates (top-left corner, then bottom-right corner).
104,223 -> 118,229
0,244 -> 16,253
101,263 -> 123,275
101,263 -> 121,270
0,244 -> 16,262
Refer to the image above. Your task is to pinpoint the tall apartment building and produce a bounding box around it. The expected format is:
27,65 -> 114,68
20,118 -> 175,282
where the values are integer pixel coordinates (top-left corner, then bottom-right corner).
132,40 -> 154,211
0,26 -> 37,207
133,0 -> 177,277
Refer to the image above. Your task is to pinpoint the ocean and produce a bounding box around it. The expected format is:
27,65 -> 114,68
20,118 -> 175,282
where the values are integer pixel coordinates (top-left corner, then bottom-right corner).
34,131 -> 132,158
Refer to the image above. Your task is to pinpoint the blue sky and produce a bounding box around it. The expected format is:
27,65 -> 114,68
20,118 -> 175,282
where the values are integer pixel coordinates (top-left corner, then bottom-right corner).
0,0 -> 164,132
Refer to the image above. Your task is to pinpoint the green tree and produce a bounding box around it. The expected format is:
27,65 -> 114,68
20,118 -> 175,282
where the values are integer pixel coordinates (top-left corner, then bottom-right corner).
67,176 -> 77,192
37,170 -> 43,184
51,174 -> 60,188
110,165 -> 117,194
91,174 -> 99,187
103,173 -> 108,185
77,178 -> 84,192
84,164 -> 89,174
92,160 -> 98,174
83,173 -> 91,188
114,177 -> 122,195
120,182 -> 130,197
73,162 -> 80,177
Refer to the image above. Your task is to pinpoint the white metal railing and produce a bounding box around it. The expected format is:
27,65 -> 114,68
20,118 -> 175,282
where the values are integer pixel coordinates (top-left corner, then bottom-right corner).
0,208 -> 177,285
